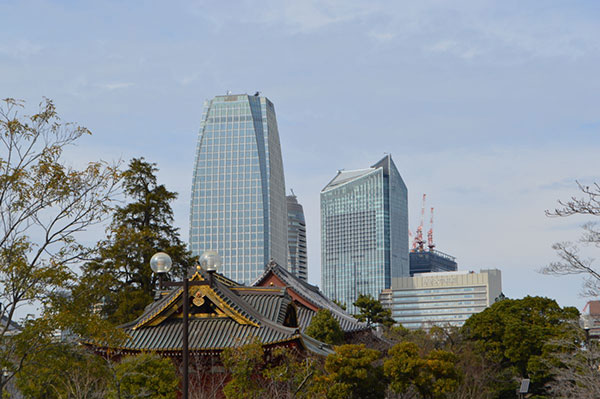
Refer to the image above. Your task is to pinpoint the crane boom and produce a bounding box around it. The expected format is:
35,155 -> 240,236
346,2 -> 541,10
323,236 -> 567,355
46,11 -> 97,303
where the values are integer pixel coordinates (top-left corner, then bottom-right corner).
428,207 -> 435,251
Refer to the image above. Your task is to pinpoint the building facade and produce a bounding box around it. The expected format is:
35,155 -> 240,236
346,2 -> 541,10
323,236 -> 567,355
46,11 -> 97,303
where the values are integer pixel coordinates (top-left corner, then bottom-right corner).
380,269 -> 502,329
189,94 -> 287,284
321,155 -> 409,313
287,193 -> 308,281
409,250 -> 458,276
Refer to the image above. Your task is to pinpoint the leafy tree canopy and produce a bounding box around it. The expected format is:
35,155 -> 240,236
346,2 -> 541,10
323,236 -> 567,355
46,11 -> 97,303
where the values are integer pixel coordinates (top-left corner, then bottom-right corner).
461,296 -> 579,397
114,353 -> 179,399
314,344 -> 385,399
353,293 -> 395,328
384,341 -> 462,399
0,98 -> 120,393
305,309 -> 345,345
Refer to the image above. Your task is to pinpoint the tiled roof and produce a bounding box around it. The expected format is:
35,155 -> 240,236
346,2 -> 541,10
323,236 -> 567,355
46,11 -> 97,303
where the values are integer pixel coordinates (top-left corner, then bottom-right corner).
92,268 -> 333,356
252,263 -> 369,333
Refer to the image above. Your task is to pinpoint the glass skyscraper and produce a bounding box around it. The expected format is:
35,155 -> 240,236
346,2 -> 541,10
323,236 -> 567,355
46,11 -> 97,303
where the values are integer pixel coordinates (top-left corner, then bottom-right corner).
189,94 -> 287,284
287,193 -> 308,281
320,155 -> 409,313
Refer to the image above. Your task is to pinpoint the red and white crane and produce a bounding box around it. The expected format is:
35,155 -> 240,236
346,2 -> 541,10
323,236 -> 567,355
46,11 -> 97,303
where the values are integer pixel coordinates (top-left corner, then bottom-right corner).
427,207 -> 435,251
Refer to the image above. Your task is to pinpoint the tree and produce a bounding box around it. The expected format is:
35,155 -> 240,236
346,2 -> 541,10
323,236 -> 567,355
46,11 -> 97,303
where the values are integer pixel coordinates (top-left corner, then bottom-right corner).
15,343 -> 110,399
313,344 -> 385,399
221,338 -> 265,399
113,353 -> 179,399
305,309 -> 345,345
461,296 -> 579,398
221,338 -> 319,399
541,181 -> 600,296
544,328 -> 600,398
0,98 -> 120,395
80,158 -> 196,325
353,294 -> 395,328
384,342 -> 461,399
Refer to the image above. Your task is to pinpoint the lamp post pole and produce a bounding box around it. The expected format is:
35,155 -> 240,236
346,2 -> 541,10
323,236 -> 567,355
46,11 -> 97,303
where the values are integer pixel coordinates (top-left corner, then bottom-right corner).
151,251 -> 222,399
182,277 -> 189,398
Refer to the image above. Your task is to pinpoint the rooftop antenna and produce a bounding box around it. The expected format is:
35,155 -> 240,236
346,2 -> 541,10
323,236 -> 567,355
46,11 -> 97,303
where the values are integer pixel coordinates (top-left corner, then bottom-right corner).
290,188 -> 295,196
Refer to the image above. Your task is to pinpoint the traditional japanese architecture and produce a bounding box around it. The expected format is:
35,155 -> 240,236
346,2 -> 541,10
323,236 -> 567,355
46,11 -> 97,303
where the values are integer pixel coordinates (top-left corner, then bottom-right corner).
89,267 -> 331,359
253,261 -> 369,335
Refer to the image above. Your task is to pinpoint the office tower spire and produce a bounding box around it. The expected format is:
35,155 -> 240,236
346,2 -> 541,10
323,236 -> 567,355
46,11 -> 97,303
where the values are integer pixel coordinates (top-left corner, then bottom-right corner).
190,94 -> 287,284
321,154 -> 409,312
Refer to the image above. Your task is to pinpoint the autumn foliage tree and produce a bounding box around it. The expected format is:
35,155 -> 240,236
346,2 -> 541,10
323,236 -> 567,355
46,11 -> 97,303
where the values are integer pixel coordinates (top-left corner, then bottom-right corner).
0,98 -> 120,395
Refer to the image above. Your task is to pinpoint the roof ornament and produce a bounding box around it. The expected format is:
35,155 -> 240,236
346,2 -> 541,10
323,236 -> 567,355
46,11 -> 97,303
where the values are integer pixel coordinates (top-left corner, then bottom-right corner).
267,258 -> 278,270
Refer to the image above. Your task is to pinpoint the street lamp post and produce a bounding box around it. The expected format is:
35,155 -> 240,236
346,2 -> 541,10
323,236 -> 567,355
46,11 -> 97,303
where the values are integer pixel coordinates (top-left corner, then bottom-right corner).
150,251 -> 221,399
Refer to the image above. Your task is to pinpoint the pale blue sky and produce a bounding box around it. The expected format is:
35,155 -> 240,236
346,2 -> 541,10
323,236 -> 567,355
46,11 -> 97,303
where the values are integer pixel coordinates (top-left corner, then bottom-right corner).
2,0 -> 599,310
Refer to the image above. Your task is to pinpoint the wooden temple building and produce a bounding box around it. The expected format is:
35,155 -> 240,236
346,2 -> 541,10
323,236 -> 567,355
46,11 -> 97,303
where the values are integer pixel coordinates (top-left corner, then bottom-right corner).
253,261 -> 369,335
90,266 -> 333,359
87,262 -> 371,396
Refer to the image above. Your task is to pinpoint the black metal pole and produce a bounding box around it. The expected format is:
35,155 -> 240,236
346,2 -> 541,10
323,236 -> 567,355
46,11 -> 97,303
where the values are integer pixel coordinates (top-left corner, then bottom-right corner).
182,277 -> 189,399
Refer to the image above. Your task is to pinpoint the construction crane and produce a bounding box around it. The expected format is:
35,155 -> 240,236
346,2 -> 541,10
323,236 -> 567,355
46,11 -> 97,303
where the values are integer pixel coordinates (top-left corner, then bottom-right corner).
427,207 -> 435,251
409,230 -> 418,251
415,194 -> 426,252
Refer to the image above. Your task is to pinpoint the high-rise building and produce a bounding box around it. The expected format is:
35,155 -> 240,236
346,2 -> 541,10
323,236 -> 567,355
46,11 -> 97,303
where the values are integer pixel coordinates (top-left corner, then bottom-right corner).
189,93 -> 287,284
287,193 -> 308,281
409,250 -> 457,276
380,269 -> 503,329
320,155 -> 409,312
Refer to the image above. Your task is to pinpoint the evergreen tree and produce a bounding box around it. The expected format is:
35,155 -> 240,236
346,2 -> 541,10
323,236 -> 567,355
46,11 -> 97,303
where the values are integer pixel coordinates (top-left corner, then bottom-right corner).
353,294 -> 395,328
305,309 -> 345,345
462,296 -> 579,398
80,158 -> 196,325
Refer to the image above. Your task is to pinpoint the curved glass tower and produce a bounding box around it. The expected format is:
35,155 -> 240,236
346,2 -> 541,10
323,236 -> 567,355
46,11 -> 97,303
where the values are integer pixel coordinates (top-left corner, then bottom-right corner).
190,94 -> 287,284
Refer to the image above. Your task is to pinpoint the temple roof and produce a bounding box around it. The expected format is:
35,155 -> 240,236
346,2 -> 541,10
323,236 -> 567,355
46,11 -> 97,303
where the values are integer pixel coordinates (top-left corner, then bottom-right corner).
252,262 -> 369,333
91,268 -> 333,356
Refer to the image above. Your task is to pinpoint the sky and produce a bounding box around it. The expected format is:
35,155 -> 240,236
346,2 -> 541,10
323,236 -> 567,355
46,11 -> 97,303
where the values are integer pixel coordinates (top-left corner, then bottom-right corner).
1,0 -> 599,311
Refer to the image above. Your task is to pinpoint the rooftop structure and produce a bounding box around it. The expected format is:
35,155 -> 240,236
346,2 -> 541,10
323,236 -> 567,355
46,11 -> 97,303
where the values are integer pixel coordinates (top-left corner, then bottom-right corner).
253,261 -> 369,334
581,300 -> 600,339
380,269 -> 502,329
409,249 -> 457,276
88,267 -> 332,357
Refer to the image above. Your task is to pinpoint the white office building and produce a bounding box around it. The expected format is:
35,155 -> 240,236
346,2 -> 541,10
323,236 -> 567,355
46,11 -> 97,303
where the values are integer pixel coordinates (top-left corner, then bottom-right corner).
380,269 -> 502,329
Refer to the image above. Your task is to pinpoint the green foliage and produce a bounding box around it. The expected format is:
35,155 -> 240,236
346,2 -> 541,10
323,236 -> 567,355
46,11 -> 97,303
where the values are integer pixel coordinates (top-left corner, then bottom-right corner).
384,342 -> 461,399
0,98 -> 120,392
114,353 -> 178,399
353,293 -> 395,328
306,309 -> 345,345
221,338 -> 266,399
314,344 -> 385,399
221,338 -> 323,399
80,158 -> 196,325
332,299 -> 347,311
16,343 -> 110,399
462,296 -> 579,397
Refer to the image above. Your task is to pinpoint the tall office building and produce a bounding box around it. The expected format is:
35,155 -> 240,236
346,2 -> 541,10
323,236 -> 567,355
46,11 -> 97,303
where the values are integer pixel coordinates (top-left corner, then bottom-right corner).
321,155 -> 409,312
189,93 -> 287,284
287,193 -> 308,281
